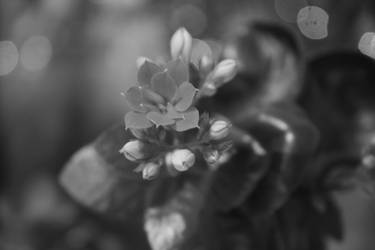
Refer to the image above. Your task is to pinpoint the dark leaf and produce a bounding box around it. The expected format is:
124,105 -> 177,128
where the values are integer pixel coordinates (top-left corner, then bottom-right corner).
167,58 -> 190,86
138,60 -> 163,86
125,111 -> 153,129
174,82 -> 197,112
125,86 -> 148,112
175,108 -> 199,132
147,111 -> 175,126
151,71 -> 177,101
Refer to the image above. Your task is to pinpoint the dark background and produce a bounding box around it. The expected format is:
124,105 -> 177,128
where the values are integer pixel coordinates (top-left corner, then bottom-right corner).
1,0 -> 375,249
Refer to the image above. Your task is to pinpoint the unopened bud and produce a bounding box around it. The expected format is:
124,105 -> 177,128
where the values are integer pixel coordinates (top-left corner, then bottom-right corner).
142,162 -> 161,180
170,149 -> 195,171
120,140 -> 149,162
210,59 -> 237,86
203,149 -> 220,165
170,27 -> 192,60
199,55 -> 214,74
210,120 -> 231,140
201,81 -> 217,97
136,57 -> 149,69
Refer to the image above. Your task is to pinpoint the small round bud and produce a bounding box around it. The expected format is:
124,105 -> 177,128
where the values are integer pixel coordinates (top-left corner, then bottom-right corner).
203,149 -> 220,165
210,59 -> 237,86
170,149 -> 195,172
120,140 -> 148,162
199,55 -> 214,74
201,81 -> 217,97
142,162 -> 161,180
170,27 -> 192,60
210,120 -> 231,140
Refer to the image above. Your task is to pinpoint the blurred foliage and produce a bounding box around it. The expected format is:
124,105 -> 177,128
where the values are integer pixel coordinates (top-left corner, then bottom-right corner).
2,0 -> 375,250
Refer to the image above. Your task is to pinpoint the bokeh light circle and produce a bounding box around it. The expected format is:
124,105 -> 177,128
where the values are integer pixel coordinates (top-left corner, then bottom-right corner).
0,41 -> 19,76
297,6 -> 329,40
358,32 -> 375,59
20,36 -> 52,72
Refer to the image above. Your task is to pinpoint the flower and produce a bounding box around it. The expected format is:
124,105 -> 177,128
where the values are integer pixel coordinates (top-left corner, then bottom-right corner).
142,162 -> 161,180
124,58 -> 199,132
203,149 -> 220,165
144,209 -> 186,250
206,59 -> 237,87
169,149 -> 196,172
209,120 -> 231,140
119,140 -> 151,162
170,27 -> 193,61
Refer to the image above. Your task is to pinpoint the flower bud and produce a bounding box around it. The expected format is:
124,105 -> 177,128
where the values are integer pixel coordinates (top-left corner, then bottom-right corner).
209,120 -> 231,140
170,149 -> 195,172
199,55 -> 214,74
170,27 -> 192,60
210,59 -> 237,86
119,140 -> 149,162
142,162 -> 161,180
203,149 -> 220,165
200,81 -> 217,97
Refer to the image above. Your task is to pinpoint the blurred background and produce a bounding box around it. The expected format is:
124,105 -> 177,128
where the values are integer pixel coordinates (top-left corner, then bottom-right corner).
1,0 -> 375,249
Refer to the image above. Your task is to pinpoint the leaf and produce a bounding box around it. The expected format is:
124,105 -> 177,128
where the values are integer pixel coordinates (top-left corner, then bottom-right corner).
147,111 -> 175,126
188,63 -> 201,88
138,60 -> 163,86
190,39 -> 213,66
175,108 -> 199,132
174,82 -> 198,112
209,146 -> 270,211
151,71 -> 177,101
59,124 -> 146,217
143,88 -> 165,105
245,102 -> 319,155
59,146 -> 119,211
166,103 -> 184,120
300,52 -> 375,155
125,111 -> 153,129
125,86 -> 148,112
167,59 -> 189,86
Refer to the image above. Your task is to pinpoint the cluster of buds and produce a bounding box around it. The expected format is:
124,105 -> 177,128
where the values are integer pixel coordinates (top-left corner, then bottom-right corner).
120,27 -> 236,180
170,27 -> 238,97
120,116 -> 232,179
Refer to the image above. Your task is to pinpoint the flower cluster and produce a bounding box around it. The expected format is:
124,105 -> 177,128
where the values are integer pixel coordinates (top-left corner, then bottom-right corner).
120,28 -> 237,179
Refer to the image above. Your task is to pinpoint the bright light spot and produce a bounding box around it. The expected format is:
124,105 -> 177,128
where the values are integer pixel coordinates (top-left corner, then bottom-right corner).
170,4 -> 207,36
358,32 -> 375,59
20,36 -> 52,72
297,6 -> 329,40
145,209 -> 186,250
0,41 -> 18,76
275,0 -> 308,23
